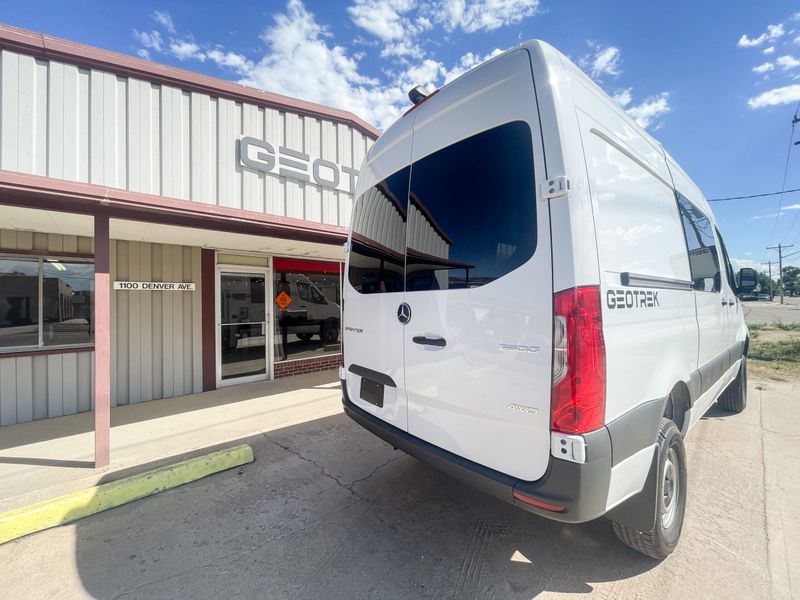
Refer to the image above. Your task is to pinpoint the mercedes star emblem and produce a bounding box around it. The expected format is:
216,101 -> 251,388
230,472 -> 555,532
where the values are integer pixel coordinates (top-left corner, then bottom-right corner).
397,302 -> 412,324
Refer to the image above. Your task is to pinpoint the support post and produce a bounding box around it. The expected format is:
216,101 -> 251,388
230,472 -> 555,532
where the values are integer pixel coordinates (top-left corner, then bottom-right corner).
94,215 -> 111,468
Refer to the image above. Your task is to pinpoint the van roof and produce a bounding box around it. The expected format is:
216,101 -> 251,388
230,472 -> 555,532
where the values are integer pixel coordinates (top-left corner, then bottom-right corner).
372,39 -> 712,217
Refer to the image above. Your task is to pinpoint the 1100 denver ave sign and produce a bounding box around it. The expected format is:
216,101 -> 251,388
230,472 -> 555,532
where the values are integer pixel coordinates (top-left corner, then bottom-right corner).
238,137 -> 360,194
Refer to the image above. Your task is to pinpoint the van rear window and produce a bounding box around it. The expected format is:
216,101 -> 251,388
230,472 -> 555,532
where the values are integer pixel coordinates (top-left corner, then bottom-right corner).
347,121 -> 537,293
406,121 -> 537,290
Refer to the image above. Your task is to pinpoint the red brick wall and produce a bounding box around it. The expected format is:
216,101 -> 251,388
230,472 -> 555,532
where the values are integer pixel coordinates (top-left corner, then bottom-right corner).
274,353 -> 343,378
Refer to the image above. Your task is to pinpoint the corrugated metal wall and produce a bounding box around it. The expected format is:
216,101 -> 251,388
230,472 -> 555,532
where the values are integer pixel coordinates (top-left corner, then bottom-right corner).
110,240 -> 202,406
0,49 -> 372,226
0,230 -> 203,426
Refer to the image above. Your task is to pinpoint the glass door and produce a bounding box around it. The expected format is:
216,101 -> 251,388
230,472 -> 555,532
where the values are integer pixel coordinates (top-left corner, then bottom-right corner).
218,269 -> 270,384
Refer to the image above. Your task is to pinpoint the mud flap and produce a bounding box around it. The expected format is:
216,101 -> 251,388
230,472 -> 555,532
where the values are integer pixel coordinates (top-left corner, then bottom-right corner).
605,449 -> 659,531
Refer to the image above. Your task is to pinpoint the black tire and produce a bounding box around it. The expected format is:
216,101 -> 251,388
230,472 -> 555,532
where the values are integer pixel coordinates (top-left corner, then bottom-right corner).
612,418 -> 687,560
296,333 -> 313,341
321,321 -> 339,343
718,356 -> 747,413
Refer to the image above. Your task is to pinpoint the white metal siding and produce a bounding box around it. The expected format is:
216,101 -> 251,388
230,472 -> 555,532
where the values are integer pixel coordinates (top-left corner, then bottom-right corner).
109,240 -> 202,407
0,49 -> 373,227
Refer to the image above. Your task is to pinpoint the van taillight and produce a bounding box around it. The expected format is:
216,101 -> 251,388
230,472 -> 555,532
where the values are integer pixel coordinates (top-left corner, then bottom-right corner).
551,286 -> 606,434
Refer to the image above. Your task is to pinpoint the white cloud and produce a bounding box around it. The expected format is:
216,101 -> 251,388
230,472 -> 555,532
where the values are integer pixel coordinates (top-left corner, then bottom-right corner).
580,43 -> 622,79
153,10 -> 176,34
732,257 -> 767,270
347,0 -> 417,42
625,93 -> 671,129
753,62 -> 775,73
137,49 -> 151,60
169,39 -> 205,61
240,0 -> 407,129
611,88 -> 632,107
748,83 -> 800,108
206,49 -> 253,75
442,48 -> 503,83
427,0 -> 540,33
784,203 -> 800,210
764,45 -> 776,55
777,55 -> 800,70
738,22 -> 785,48
750,211 -> 784,220
133,29 -> 163,53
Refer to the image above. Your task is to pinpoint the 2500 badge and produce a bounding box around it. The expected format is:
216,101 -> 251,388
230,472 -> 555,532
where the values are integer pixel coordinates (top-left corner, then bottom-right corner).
607,289 -> 660,309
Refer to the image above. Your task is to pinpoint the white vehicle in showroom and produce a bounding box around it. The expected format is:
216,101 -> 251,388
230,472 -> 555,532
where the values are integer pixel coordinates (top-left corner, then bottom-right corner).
340,40 -> 757,559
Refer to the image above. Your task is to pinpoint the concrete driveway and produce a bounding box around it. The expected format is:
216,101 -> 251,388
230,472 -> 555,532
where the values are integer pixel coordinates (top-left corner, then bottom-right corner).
0,376 -> 796,599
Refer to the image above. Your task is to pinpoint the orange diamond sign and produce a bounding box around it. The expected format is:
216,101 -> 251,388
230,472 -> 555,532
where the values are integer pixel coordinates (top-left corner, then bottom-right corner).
275,291 -> 292,311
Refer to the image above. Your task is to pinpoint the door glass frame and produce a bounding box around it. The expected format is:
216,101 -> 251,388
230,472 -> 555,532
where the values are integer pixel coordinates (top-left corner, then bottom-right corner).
215,264 -> 273,387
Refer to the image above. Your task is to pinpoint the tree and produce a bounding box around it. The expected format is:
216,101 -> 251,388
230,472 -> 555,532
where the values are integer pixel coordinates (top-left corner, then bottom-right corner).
782,266 -> 800,296
757,272 -> 775,296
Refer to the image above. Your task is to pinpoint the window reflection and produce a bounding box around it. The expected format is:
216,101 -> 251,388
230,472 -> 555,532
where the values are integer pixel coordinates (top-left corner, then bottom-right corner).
0,258 -> 94,350
0,258 -> 39,348
676,194 -> 721,292
42,261 -> 94,346
274,261 -> 342,361
347,167 -> 410,294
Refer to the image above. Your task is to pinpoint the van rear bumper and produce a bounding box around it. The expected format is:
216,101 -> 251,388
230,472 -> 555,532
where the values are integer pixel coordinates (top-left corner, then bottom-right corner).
342,383 -> 612,524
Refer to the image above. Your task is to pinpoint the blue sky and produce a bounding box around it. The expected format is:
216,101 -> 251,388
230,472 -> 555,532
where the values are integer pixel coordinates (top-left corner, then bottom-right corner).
5,0 -> 800,271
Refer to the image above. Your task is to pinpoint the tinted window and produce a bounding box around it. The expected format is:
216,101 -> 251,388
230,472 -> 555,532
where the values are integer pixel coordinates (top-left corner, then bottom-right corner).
676,193 -> 720,292
0,258 -> 39,347
347,167 -> 410,294
274,265 -> 342,362
715,228 -> 737,292
406,121 -> 537,290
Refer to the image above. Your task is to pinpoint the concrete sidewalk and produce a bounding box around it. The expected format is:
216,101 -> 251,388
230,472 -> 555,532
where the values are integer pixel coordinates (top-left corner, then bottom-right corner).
0,371 -> 343,513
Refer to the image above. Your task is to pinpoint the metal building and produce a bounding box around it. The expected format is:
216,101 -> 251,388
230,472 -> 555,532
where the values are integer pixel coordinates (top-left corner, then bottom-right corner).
0,24 -> 378,464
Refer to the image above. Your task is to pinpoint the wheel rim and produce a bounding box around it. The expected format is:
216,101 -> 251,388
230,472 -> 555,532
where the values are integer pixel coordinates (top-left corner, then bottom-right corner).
661,447 -> 680,530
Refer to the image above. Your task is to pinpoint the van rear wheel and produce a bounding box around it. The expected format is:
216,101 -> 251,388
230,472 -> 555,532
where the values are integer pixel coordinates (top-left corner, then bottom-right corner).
611,418 -> 687,560
718,356 -> 747,413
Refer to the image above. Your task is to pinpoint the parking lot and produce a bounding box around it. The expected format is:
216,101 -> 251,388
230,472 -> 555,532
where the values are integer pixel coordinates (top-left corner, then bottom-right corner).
0,301 -> 797,599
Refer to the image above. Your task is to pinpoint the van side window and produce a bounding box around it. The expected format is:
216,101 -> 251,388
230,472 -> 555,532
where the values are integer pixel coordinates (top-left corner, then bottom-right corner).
676,193 -> 721,292
715,227 -> 737,292
348,167 -> 410,294
406,120 -> 537,290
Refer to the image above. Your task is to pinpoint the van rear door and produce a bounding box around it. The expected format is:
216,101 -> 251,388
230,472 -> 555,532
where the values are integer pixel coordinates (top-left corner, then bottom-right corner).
343,129 -> 412,431
402,50 -> 553,481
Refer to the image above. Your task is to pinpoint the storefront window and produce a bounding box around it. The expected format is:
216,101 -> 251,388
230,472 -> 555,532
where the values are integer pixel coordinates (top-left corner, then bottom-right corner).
0,256 -> 94,350
273,259 -> 342,362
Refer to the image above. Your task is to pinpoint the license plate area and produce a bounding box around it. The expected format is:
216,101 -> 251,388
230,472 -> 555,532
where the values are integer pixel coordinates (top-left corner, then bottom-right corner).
359,378 -> 384,408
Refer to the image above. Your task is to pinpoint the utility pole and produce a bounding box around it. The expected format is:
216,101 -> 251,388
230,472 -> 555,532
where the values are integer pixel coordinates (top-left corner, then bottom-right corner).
767,244 -> 794,304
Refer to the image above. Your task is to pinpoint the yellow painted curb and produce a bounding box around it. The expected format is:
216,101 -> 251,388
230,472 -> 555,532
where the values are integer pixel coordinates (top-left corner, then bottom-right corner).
0,443 -> 254,545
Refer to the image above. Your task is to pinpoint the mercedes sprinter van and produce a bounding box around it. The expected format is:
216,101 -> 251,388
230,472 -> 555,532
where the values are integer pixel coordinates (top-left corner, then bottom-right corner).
340,40 -> 757,559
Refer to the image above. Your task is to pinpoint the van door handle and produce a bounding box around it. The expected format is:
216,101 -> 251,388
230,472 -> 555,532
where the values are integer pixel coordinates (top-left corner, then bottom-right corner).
412,335 -> 447,348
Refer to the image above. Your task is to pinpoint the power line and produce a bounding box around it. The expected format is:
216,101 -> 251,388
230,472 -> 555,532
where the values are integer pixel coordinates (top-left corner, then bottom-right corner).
766,103 -> 799,248
707,187 -> 800,202
760,101 -> 800,269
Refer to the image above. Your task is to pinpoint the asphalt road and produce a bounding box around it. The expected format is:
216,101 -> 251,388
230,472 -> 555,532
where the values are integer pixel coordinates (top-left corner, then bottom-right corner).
742,296 -> 800,325
1,378 -> 796,599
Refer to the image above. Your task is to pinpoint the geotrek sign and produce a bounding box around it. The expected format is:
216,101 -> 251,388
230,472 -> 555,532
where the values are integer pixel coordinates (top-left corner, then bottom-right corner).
113,281 -> 196,291
238,136 -> 360,194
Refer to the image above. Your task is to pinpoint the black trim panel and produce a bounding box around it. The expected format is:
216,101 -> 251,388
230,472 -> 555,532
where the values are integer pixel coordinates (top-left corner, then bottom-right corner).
690,340 -> 746,404
620,272 -> 694,291
606,396 -> 667,467
342,382 -> 612,524
347,364 -> 397,388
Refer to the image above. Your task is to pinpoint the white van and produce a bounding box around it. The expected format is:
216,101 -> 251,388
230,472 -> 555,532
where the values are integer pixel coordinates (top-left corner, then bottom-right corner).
340,40 -> 758,559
